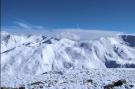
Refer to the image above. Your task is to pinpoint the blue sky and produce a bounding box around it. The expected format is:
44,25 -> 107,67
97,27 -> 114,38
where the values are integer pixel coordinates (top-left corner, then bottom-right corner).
1,0 -> 135,33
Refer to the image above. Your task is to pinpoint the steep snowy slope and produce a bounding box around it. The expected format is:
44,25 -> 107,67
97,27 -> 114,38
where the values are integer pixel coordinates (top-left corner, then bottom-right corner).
1,31 -> 135,75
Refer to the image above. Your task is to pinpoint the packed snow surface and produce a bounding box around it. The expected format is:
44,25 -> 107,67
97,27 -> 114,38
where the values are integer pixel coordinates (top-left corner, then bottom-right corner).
1,69 -> 135,89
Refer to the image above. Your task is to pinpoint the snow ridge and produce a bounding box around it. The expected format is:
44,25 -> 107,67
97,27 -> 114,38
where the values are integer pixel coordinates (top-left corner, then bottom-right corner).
1,31 -> 135,75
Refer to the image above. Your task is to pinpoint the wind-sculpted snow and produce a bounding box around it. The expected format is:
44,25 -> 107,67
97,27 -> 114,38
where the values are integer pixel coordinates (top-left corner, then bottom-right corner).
1,31 -> 135,76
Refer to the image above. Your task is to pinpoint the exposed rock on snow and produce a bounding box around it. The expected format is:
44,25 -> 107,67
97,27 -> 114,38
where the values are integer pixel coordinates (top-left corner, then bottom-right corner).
1,69 -> 135,89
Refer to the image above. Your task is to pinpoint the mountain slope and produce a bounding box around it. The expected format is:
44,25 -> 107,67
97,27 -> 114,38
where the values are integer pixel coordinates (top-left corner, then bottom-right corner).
1,31 -> 135,75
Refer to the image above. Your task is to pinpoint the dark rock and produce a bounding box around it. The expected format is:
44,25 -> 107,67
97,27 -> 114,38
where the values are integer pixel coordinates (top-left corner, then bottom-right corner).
113,80 -> 126,87
39,85 -> 43,88
31,81 -> 44,85
86,79 -> 93,83
42,40 -> 52,44
42,36 -> 47,40
1,87 -> 25,89
104,79 -> 127,89
113,80 -> 123,86
129,85 -> 134,88
83,79 -> 93,84
104,84 -> 114,89
19,87 -> 25,89
121,35 -> 135,47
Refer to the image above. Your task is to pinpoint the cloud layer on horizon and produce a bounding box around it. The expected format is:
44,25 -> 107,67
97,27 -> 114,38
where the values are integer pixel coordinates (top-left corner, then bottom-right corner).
1,21 -> 130,40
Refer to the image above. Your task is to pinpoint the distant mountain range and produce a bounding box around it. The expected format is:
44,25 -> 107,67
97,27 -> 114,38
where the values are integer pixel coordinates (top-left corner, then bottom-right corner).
1,31 -> 135,75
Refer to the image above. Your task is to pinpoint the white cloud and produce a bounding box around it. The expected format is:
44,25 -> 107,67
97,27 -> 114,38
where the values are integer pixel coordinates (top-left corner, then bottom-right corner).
2,21 -> 130,40
52,29 -> 123,40
14,21 -> 32,29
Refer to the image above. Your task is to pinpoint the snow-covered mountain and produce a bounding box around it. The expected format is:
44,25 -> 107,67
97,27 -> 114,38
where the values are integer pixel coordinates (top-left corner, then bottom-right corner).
1,31 -> 135,75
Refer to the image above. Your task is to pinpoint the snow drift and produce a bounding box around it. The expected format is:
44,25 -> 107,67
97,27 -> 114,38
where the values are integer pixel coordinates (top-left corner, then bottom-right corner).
1,31 -> 135,75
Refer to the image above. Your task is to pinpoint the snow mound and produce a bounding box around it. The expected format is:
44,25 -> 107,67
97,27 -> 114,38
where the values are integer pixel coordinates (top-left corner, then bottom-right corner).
1,31 -> 135,75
